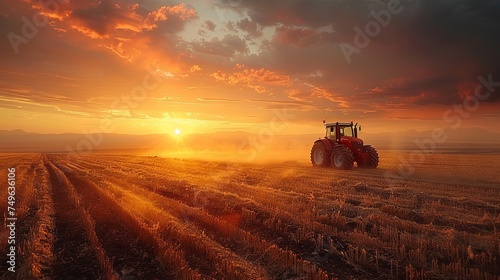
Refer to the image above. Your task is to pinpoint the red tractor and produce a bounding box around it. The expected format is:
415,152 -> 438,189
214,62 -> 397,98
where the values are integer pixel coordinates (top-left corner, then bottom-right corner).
310,121 -> 379,169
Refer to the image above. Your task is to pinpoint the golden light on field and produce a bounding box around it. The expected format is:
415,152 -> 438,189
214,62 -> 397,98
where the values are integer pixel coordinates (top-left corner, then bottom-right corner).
174,129 -> 181,135
2,153 -> 499,279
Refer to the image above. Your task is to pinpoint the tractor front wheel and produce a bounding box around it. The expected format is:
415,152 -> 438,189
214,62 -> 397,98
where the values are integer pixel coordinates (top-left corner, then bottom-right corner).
331,146 -> 354,170
358,146 -> 379,168
310,142 -> 330,167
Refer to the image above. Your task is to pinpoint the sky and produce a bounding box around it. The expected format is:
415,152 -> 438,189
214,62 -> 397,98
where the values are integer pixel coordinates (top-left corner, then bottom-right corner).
0,0 -> 499,135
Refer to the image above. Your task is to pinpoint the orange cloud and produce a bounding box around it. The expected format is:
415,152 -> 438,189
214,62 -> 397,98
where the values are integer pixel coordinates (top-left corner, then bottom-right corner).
21,0 -> 197,68
69,24 -> 104,39
189,65 -> 202,73
211,71 -> 226,81
287,83 -> 348,108
213,66 -> 292,94
31,0 -> 71,21
101,41 -> 134,62
143,4 -> 197,30
70,1 -> 144,36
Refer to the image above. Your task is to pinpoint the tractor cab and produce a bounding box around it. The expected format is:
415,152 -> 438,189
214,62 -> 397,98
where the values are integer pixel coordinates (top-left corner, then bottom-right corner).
324,121 -> 362,147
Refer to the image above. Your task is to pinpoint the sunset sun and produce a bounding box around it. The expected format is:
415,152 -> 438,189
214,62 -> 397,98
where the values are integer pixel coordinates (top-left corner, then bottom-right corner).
174,128 -> 181,135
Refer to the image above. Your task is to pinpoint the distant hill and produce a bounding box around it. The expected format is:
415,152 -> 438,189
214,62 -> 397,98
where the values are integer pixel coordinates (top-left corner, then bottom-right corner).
0,127 -> 499,153
0,130 -> 170,153
360,127 -> 500,149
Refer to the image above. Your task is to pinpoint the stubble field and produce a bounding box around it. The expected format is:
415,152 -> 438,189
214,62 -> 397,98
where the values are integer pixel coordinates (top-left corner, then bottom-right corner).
0,151 -> 499,279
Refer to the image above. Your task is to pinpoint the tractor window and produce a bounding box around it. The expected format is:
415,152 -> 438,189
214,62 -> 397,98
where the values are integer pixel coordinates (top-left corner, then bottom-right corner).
326,126 -> 335,139
340,127 -> 353,137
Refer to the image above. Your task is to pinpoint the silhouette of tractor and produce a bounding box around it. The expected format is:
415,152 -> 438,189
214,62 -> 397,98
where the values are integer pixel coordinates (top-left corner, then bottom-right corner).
310,121 -> 379,169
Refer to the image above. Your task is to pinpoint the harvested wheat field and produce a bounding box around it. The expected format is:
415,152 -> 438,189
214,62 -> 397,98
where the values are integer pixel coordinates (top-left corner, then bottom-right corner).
0,152 -> 499,279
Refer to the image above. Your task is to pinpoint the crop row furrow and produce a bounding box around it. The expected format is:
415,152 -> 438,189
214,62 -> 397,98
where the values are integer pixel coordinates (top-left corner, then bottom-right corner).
49,158 -> 177,280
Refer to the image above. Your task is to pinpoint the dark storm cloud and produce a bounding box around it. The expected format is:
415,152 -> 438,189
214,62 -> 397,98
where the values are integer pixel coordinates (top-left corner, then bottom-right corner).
274,26 -> 337,47
220,0 -> 359,28
70,0 -> 137,36
222,0 -> 500,106
236,18 -> 263,38
401,1 -> 500,74
203,20 -> 216,31
358,77 -> 462,106
191,34 -> 248,57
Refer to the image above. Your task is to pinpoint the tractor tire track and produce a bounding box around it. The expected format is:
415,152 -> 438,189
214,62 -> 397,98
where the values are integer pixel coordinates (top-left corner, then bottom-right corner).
55,155 -> 361,278
53,156 -> 271,279
49,157 -> 175,280
45,160 -> 103,279
70,161 -> 329,279
47,154 -> 500,279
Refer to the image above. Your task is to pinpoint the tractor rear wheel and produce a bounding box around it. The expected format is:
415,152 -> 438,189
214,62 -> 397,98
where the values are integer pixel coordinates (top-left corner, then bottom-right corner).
310,142 -> 330,167
330,146 -> 354,170
358,146 -> 379,168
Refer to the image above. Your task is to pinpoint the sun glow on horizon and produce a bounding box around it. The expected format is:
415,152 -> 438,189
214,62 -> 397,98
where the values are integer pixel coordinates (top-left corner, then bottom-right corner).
174,128 -> 181,135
